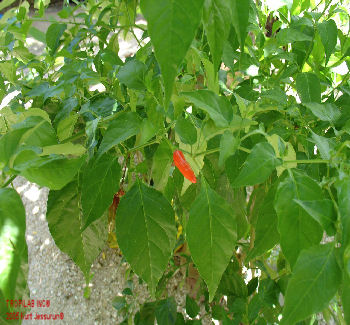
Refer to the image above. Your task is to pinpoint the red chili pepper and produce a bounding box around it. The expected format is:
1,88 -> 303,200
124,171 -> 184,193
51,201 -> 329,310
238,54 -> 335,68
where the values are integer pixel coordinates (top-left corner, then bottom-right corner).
173,150 -> 196,183
109,189 -> 125,216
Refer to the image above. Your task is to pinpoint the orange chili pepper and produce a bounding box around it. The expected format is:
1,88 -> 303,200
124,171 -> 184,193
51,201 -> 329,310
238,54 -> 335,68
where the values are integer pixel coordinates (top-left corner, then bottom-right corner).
173,150 -> 196,183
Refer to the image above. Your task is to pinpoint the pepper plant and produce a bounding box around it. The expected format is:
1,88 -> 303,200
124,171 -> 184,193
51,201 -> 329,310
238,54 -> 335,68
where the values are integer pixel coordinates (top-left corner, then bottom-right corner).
1,0 -> 350,323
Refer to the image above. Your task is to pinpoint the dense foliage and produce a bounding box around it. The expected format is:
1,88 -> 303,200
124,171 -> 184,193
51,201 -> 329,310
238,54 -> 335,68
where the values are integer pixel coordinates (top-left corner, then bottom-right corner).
1,0 -> 350,323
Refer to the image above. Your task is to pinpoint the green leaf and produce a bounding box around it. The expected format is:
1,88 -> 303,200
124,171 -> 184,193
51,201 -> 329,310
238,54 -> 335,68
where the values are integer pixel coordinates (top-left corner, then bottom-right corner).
175,313 -> 185,325
81,154 -> 121,230
0,116 -> 57,167
46,23 -> 67,55
0,62 -> 16,83
136,118 -> 157,146
117,59 -> 147,90
151,140 -> 173,191
247,277 -> 259,296
115,180 -> 176,296
266,134 -> 296,176
0,188 -> 26,300
225,152 -> 249,239
112,296 -> 126,311
310,131 -> 335,160
186,296 -> 200,318
155,297 -> 177,325
233,143 -> 281,187
41,143 -> 86,156
13,45 -> 35,64
218,260 -> 248,297
98,112 -> 141,157
281,244 -> 341,324
233,93 -> 251,118
135,302 -> 156,325
86,118 -> 100,150
0,128 -> 31,167
47,182 -> 108,279
247,182 -> 280,260
175,116 -> 197,145
17,116 -> 57,148
202,55 -> 219,94
17,107 -> 51,124
54,98 -> 79,126
294,199 -> 336,235
345,243 -> 350,278
222,30 -> 239,71
261,88 -> 288,106
212,305 -> 225,320
57,113 -> 79,142
317,19 -> 338,65
231,0 -> 250,50
187,179 -> 237,301
219,131 -> 240,168
248,294 -> 263,323
343,272 -> 350,325
20,156 -> 85,190
0,0 -> 15,11
276,28 -> 312,44
0,106 -> 18,129
176,129 -> 206,194
80,96 -> 117,119
311,31 -> 325,64
296,73 -> 321,103
304,102 -> 341,123
182,90 -> 233,127
28,26 -> 46,44
335,178 -> 350,248
275,169 -> 323,267
203,0 -> 231,69
140,0 -> 205,106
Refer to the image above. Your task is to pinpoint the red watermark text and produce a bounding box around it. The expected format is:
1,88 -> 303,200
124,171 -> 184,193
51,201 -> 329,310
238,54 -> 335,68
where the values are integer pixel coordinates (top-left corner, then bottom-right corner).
6,312 -> 64,321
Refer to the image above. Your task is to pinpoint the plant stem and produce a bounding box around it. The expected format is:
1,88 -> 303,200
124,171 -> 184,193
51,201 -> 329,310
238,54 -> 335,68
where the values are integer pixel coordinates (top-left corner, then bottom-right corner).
194,145 -> 252,157
194,147 -> 220,157
61,130 -> 85,143
284,159 -> 329,164
1,175 -> 17,188
239,146 -> 251,153
128,139 -> 160,153
27,18 -> 79,25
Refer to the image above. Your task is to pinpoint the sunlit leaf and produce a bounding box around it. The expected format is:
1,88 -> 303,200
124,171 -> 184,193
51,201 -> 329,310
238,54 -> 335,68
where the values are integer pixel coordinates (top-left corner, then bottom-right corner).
0,188 -> 26,301
141,0 -> 205,106
296,73 -> 321,103
47,182 -> 108,279
98,112 -> 141,157
232,143 -> 281,187
115,180 -> 176,296
275,169 -> 323,267
281,244 -> 341,324
203,0 -> 231,69
317,19 -> 337,65
81,154 -> 121,230
187,179 -> 237,301
231,0 -> 250,50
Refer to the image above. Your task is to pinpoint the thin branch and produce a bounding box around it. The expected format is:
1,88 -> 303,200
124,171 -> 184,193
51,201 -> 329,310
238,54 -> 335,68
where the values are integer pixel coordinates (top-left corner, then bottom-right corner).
1,175 -> 17,188
284,159 -> 329,164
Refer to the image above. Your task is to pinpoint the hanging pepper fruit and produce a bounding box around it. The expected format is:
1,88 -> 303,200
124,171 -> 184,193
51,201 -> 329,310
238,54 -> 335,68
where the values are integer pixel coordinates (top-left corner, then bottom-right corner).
108,188 -> 125,250
173,150 -> 196,183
